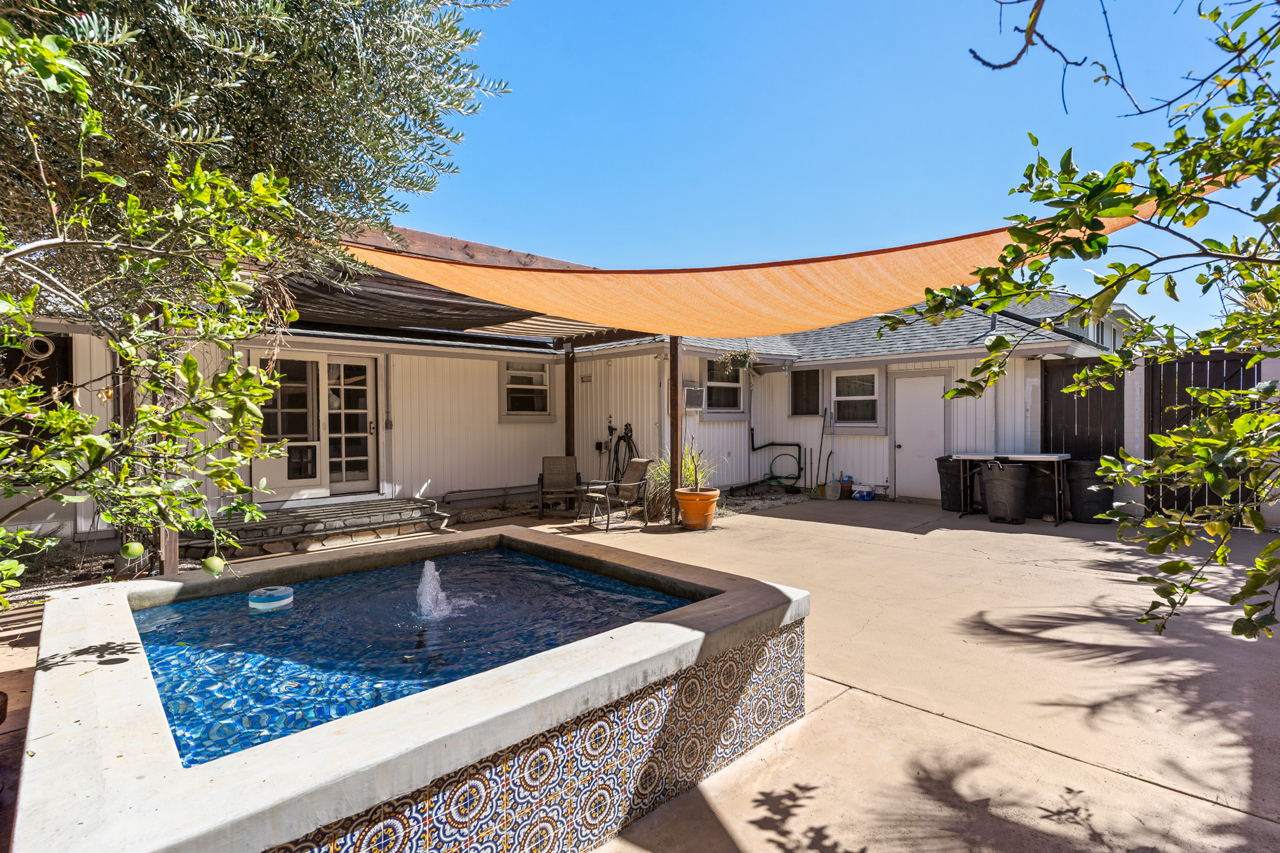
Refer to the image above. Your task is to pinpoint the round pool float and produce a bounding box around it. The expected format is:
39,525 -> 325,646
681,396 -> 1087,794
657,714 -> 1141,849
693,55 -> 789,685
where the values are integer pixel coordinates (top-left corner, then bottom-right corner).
248,586 -> 294,611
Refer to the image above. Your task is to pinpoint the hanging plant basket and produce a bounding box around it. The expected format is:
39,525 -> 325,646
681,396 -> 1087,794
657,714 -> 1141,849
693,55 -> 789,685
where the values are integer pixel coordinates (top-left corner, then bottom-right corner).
717,347 -> 758,371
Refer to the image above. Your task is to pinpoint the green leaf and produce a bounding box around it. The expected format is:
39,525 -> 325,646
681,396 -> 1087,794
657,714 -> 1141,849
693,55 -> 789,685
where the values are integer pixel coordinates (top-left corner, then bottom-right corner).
86,172 -> 126,187
1095,207 -> 1138,218
1223,111 -> 1254,141
1158,560 -> 1195,575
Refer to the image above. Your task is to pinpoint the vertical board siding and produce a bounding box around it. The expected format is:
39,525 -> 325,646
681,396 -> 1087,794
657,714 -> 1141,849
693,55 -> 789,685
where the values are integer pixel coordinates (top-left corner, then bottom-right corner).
573,353 -> 664,483
1042,358 -> 1126,458
890,358 -> 1031,456
388,354 -> 564,499
1145,352 -> 1257,512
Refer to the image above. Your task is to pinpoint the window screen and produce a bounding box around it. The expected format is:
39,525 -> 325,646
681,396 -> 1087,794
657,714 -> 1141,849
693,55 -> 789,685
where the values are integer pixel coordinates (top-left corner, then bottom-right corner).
790,369 -> 820,416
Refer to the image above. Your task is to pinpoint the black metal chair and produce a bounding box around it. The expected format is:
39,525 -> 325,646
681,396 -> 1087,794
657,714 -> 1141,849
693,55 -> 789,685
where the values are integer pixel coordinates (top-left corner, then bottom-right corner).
577,458 -> 652,531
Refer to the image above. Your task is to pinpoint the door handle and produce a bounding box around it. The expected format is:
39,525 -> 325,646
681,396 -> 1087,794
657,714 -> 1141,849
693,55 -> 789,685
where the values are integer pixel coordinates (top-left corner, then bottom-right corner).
368,423 -> 376,435
895,444 -> 902,449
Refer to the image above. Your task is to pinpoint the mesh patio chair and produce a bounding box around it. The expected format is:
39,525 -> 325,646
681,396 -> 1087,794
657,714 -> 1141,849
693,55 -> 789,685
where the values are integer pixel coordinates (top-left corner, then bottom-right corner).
538,456 -> 582,520
578,458 -> 652,531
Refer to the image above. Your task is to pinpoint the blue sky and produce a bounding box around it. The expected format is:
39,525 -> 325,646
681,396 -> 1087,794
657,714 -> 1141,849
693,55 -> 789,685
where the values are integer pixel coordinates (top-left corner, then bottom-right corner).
399,1 -> 1238,333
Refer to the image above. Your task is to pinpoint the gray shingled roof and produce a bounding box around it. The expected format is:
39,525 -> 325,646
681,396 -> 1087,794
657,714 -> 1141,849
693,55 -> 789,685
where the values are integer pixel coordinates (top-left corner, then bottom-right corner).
782,305 -> 1086,363
1001,292 -> 1139,323
578,305 -> 1095,361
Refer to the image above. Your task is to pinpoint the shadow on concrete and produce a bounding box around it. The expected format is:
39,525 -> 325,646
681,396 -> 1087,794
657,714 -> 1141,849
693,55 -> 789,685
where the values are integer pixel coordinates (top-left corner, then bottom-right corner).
35,639 -> 139,671
616,786 -> 745,852
958,595 -> 1280,831
874,752 -> 1180,853
750,784 -> 866,852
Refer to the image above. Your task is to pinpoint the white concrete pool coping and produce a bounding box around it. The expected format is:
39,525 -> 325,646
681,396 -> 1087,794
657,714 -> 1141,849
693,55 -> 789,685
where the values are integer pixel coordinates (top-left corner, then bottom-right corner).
12,525 -> 808,853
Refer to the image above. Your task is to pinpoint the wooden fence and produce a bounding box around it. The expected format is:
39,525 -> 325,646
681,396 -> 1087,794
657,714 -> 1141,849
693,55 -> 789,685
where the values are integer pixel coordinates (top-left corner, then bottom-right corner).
1041,357 -> 1126,459
1145,352 -> 1260,513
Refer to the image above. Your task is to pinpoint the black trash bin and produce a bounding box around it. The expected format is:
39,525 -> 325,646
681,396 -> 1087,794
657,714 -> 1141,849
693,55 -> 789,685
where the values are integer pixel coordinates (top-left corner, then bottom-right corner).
936,456 -> 962,513
1066,458 -> 1113,523
982,462 -> 1029,524
1025,464 -> 1057,520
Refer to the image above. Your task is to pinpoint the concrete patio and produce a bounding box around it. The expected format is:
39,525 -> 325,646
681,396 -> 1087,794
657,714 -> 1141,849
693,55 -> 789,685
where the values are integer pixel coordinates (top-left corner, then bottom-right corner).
2,499 -> 1278,852
524,499 -> 1280,852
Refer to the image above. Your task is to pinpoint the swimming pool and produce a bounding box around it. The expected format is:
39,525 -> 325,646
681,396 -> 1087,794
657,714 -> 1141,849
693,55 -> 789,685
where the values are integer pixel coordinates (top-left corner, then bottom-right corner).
15,526 -> 807,853
136,549 -> 689,765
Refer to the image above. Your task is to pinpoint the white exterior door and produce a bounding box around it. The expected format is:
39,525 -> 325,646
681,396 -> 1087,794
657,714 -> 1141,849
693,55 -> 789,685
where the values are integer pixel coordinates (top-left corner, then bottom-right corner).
250,351 -> 381,502
327,358 -> 379,495
894,375 -> 945,500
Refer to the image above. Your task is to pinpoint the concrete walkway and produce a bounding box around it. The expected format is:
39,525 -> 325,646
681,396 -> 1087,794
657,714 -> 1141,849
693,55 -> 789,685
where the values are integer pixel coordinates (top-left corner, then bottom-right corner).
522,500 -> 1280,852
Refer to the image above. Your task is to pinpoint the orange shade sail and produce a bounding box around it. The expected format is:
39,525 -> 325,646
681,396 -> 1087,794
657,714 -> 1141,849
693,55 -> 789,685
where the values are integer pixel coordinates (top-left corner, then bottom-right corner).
344,213 -> 1148,339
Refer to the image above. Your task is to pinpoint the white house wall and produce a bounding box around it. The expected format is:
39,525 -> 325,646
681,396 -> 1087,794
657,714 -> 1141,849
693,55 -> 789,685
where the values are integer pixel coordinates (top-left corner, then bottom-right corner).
686,353 -> 1044,499
573,351 -> 664,483
388,352 -> 565,501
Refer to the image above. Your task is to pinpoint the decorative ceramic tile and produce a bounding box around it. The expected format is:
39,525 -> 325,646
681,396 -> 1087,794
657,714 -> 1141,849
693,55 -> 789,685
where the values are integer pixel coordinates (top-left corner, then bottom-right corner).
428,754 -> 507,847
267,620 -> 806,853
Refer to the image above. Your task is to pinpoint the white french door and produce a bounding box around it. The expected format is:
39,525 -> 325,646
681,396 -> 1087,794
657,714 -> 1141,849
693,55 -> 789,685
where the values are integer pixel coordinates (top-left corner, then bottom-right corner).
250,351 -> 380,502
326,358 -> 379,495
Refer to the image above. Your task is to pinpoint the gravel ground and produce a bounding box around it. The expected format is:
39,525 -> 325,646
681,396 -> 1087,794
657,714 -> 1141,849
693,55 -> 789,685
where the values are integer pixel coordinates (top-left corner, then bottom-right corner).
718,491 -> 812,517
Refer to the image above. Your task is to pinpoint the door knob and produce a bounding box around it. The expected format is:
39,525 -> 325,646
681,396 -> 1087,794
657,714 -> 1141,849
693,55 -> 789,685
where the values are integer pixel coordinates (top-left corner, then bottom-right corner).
895,444 -> 902,449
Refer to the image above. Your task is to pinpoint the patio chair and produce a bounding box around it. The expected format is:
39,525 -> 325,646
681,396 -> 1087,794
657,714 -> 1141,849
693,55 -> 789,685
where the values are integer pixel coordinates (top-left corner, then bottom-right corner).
577,458 -> 652,531
538,456 -> 582,520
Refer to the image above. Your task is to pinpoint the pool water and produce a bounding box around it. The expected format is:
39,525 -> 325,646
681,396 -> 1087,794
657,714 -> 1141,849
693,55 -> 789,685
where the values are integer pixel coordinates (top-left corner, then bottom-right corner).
134,549 -> 689,766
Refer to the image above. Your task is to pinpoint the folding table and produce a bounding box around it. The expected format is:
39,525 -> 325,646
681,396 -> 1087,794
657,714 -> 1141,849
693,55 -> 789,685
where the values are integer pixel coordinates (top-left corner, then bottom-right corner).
951,453 -> 995,518
1001,453 -> 1071,525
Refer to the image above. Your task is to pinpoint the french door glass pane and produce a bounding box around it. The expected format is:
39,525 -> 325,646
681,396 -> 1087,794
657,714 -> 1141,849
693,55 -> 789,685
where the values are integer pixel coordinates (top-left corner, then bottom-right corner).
328,360 -> 372,487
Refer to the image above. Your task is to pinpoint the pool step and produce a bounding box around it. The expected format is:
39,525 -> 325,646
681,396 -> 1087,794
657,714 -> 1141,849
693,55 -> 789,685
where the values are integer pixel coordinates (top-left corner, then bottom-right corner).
180,498 -> 450,560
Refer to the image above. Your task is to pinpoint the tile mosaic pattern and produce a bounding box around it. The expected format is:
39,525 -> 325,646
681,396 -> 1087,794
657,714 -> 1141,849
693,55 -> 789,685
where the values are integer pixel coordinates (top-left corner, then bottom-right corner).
266,620 -> 805,853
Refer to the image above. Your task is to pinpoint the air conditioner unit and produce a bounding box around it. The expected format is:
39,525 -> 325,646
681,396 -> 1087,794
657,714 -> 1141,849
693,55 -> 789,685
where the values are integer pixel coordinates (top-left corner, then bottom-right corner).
683,386 -> 705,411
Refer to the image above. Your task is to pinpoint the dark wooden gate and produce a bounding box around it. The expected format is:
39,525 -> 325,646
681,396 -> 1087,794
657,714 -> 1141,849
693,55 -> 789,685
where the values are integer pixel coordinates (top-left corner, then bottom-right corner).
1145,352 -> 1260,512
1041,357 -> 1126,459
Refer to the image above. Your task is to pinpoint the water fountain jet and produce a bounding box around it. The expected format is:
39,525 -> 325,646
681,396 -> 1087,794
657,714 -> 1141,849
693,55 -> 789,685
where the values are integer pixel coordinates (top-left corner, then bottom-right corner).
416,560 -> 450,619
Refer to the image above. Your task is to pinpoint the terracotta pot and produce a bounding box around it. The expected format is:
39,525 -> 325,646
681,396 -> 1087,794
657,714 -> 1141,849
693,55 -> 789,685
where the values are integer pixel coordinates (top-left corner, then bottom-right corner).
675,487 -> 720,530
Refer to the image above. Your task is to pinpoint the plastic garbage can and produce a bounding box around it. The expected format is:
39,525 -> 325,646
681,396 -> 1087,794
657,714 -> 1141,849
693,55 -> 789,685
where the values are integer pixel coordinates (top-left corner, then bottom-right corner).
1025,464 -> 1057,520
982,462 -> 1030,524
1066,458 -> 1113,523
936,456 -> 963,513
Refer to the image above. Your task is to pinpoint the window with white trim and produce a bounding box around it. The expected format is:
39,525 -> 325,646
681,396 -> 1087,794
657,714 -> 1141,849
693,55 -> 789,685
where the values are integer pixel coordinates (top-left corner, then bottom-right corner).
705,361 -> 743,411
833,371 -> 877,424
503,361 -> 549,415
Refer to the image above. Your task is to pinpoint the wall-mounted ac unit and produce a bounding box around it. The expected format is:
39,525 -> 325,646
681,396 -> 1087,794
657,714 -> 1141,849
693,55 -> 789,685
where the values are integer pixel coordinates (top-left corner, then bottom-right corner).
683,386 -> 705,411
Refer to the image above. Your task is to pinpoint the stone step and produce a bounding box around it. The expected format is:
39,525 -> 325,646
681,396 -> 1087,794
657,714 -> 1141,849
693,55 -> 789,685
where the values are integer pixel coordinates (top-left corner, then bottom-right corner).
180,498 -> 451,560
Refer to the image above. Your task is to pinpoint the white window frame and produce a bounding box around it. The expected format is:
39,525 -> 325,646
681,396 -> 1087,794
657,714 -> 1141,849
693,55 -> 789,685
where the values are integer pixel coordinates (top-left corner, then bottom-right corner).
498,359 -> 557,424
702,359 -> 746,420
832,369 -> 880,426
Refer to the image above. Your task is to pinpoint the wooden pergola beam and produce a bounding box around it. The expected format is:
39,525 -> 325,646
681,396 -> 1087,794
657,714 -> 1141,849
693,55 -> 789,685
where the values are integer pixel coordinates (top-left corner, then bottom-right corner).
554,328 -> 654,350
